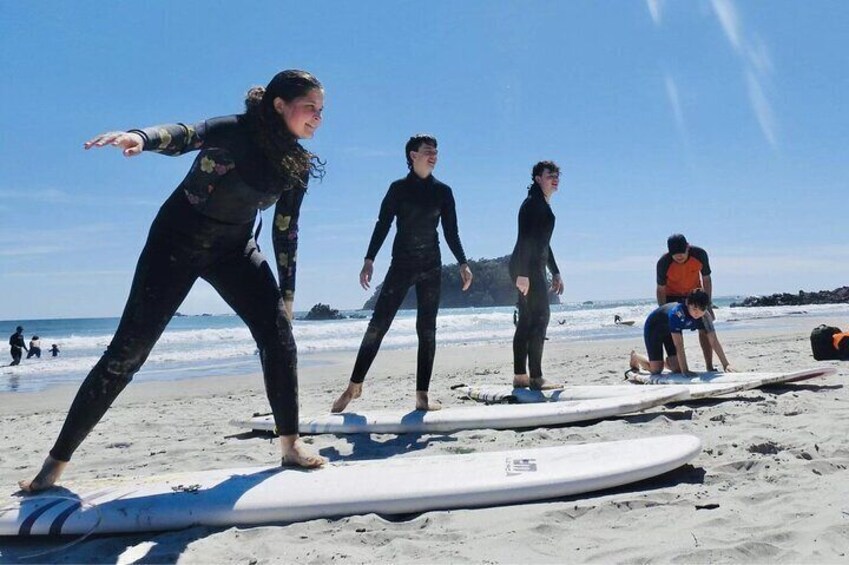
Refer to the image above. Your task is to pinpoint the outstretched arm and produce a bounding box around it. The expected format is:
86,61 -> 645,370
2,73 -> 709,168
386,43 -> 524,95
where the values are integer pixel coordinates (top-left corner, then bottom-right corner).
84,117 -> 232,158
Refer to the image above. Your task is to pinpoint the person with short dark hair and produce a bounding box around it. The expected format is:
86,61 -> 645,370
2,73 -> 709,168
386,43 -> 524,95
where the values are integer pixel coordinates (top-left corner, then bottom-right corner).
630,289 -> 734,376
20,69 -> 328,494
331,134 -> 473,413
50,344 -> 60,357
656,233 -> 716,370
8,326 -> 27,366
510,160 -> 563,390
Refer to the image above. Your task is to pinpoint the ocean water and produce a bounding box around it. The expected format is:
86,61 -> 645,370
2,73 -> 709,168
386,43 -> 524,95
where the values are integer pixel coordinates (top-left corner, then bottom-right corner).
3,298 -> 848,393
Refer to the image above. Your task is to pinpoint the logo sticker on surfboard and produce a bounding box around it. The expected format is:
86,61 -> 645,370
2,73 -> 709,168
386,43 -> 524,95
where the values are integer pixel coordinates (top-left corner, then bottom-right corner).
506,458 -> 538,475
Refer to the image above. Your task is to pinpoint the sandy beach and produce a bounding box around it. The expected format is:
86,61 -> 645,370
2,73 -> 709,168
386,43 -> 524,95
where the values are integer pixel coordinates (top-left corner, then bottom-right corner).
0,314 -> 847,564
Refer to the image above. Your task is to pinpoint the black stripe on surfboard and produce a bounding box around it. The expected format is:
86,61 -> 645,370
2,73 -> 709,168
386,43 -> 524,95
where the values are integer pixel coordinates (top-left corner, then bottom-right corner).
49,488 -> 123,536
18,499 -> 66,536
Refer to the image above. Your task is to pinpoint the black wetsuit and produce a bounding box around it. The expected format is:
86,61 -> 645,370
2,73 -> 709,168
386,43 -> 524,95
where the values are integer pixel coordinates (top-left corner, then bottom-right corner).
9,332 -> 25,366
351,172 -> 467,391
50,115 -> 307,462
510,184 -> 559,379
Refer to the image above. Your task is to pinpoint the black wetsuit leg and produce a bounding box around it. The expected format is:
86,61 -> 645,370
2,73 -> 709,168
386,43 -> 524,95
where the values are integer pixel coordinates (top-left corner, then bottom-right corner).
49,215 -> 200,462
414,264 -> 441,392
48,193 -> 295,461
350,263 -> 415,384
351,261 -> 442,387
203,239 -> 299,436
513,271 -> 550,379
643,310 -> 676,362
9,348 -> 22,366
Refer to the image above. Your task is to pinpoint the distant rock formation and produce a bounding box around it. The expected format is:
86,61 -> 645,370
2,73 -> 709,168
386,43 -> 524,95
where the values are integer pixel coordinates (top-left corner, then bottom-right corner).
730,286 -> 849,307
362,255 -> 560,310
303,303 -> 345,320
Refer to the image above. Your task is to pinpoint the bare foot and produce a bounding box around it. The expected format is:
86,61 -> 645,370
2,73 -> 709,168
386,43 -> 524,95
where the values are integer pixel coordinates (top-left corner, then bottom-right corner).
280,436 -> 326,469
629,350 -> 640,371
18,456 -> 67,493
415,391 -> 442,411
512,374 -> 530,388
529,377 -> 560,391
331,382 -> 362,413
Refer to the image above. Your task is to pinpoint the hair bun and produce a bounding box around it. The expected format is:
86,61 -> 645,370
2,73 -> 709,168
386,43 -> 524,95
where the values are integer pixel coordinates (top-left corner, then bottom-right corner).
245,86 -> 265,110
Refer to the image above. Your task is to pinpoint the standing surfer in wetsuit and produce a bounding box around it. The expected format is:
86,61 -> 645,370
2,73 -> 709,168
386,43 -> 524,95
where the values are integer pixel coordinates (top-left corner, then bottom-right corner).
20,70 -> 327,493
331,134 -> 473,413
511,161 -> 563,390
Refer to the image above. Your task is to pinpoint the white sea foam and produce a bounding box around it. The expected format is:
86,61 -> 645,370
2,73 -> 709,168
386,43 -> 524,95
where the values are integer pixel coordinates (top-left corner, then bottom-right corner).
3,301 -> 847,392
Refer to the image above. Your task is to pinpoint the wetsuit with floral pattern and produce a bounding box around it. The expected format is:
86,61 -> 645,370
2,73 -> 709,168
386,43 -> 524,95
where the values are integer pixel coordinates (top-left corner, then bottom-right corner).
50,115 -> 307,461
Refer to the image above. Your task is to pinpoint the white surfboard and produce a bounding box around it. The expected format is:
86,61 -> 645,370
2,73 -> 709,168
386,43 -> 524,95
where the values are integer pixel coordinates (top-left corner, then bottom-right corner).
454,381 -> 752,403
233,388 -> 688,434
1,435 -> 701,536
626,367 -> 836,386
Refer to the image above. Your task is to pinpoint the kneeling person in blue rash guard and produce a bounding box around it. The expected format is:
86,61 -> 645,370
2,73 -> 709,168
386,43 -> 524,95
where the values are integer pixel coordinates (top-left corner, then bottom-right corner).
630,289 -> 735,377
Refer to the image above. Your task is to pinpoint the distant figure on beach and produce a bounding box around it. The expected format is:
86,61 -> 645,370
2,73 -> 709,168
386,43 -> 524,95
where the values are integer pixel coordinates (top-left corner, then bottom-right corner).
50,344 -> 60,357
510,161 -> 563,391
656,233 -> 716,370
630,289 -> 734,377
513,308 -> 519,327
27,335 -> 42,359
331,134 -> 473,413
614,315 -> 635,326
20,70 -> 328,494
8,326 -> 27,366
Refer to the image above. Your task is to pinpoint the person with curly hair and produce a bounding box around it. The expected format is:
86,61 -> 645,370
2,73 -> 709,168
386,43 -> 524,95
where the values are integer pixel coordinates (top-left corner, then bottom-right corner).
20,69 -> 327,492
510,161 -> 564,391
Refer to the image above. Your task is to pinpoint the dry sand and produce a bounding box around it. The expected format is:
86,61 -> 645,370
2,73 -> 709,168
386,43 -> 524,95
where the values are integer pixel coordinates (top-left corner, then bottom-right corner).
0,315 -> 847,563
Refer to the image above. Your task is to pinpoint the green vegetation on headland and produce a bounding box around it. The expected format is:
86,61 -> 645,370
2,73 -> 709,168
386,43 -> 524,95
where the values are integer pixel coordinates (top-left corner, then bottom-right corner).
362,255 -> 560,310
730,286 -> 849,307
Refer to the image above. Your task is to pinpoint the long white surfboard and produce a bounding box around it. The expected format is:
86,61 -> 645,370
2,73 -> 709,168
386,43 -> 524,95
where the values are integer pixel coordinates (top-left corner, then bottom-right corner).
454,381 -> 751,403
454,367 -> 836,404
627,367 -> 835,386
233,388 -> 688,434
1,435 -> 701,536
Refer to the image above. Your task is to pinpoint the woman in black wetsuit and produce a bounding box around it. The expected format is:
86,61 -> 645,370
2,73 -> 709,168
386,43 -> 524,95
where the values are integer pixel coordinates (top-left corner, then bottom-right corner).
330,134 -> 473,413
21,70 -> 327,493
510,161 -> 563,390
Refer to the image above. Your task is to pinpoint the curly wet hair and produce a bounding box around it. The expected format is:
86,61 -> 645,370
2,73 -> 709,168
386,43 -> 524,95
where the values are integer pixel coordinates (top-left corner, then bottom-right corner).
244,70 -> 325,189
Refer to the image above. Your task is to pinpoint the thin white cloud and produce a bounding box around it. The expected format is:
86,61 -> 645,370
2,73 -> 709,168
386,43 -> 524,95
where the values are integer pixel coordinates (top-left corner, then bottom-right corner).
745,71 -> 777,146
710,0 -> 778,147
711,0 -> 742,51
646,0 -> 664,26
664,74 -> 686,136
745,34 -> 774,76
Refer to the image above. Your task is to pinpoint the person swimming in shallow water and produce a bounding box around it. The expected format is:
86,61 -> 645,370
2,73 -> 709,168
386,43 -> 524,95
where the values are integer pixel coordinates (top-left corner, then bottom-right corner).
20,70 -> 328,494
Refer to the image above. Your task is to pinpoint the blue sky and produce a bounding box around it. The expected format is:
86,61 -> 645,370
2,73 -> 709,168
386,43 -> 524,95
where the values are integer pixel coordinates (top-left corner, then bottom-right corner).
2,1 -> 847,320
